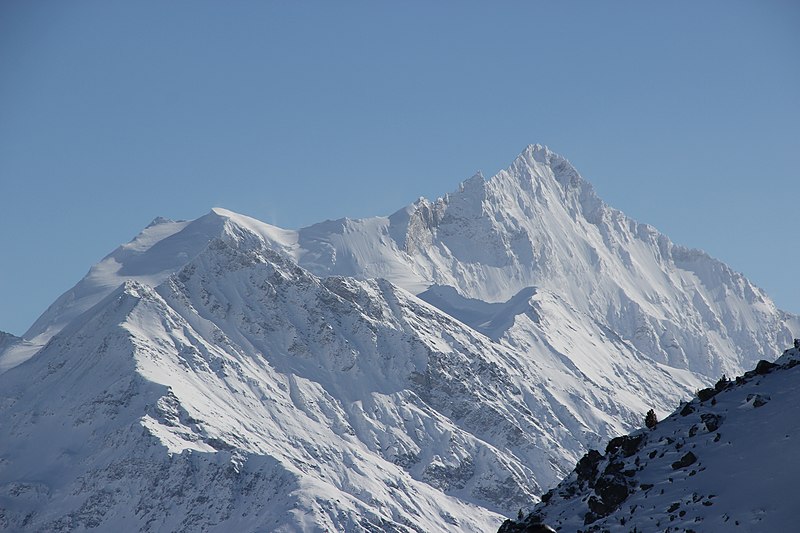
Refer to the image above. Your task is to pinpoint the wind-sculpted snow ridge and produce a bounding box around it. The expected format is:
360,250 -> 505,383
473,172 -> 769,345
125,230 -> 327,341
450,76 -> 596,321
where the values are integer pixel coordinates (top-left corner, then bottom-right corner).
501,344 -> 800,532
2,230 -> 701,532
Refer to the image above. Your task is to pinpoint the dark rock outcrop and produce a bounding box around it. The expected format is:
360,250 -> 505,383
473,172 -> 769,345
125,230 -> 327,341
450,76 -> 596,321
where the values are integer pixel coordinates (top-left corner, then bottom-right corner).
671,451 -> 697,470
755,360 -> 777,375
498,518 -> 557,533
700,413 -> 723,432
605,434 -> 644,457
696,387 -> 717,402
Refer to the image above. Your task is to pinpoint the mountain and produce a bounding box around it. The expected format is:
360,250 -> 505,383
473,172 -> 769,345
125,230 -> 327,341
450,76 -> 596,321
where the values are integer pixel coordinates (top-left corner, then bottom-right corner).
0,145 -> 796,531
282,145 -> 797,379
0,218 -> 697,532
502,345 -> 800,532
16,146 -> 797,379
1,239 -> 518,531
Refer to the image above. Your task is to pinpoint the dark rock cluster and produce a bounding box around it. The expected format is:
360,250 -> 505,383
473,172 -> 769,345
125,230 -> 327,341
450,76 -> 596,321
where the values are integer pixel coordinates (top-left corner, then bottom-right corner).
516,430 -> 649,529
497,518 -> 557,533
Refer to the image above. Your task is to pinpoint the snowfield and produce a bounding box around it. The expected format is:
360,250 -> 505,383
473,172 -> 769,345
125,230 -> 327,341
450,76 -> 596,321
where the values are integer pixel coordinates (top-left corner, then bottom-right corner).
0,145 -> 796,531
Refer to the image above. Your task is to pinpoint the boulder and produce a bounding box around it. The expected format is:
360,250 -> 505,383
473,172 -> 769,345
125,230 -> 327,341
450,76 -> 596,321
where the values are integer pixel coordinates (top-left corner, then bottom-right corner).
700,413 -> 724,432
671,451 -> 697,470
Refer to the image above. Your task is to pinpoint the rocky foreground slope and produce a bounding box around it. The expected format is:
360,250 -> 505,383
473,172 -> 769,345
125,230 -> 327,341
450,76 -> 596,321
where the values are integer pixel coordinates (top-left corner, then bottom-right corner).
501,345 -> 800,532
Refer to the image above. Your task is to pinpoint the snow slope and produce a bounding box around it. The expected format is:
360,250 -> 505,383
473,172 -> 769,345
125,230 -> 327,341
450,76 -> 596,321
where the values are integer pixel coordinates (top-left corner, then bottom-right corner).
502,346 -> 800,532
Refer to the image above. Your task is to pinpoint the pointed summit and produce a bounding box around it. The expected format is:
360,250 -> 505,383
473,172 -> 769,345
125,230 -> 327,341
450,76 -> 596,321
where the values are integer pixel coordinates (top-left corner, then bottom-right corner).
506,143 -> 558,169
498,144 -> 591,206
513,144 -> 576,176
145,216 -> 175,229
459,170 -> 486,194
523,143 -> 553,161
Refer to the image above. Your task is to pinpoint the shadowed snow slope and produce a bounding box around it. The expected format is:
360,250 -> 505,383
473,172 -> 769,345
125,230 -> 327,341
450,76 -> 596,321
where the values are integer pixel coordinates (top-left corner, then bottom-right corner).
0,146 -> 796,531
502,347 -> 800,532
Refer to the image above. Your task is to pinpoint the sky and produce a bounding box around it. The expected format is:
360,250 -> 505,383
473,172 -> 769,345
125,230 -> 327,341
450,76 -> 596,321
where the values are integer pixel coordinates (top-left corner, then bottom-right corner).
1,1 -> 798,336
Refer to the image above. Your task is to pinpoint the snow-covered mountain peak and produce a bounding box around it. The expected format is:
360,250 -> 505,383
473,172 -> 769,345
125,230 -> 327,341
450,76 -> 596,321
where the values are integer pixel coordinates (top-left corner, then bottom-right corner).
505,144 -> 598,211
516,143 -> 567,175
1,144 -> 797,531
422,145 -> 600,236
505,143 -> 556,169
459,170 -> 486,191
145,215 -> 176,229
523,142 -> 550,157
274,145 -> 796,377
17,208 -> 296,352
515,143 -> 576,175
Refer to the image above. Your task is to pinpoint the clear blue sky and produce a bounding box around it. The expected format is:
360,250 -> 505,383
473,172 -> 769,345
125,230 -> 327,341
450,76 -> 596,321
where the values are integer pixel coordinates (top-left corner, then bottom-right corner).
1,1 -> 798,336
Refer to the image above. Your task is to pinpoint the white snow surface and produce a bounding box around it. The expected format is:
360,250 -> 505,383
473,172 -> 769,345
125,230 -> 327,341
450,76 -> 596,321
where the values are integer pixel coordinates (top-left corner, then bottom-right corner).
0,145 -> 797,531
512,348 -> 800,532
